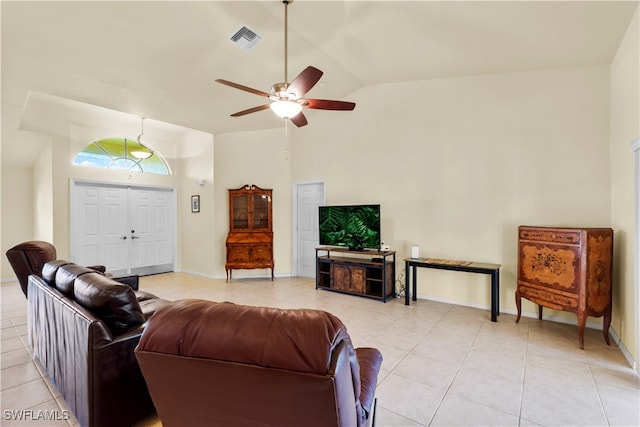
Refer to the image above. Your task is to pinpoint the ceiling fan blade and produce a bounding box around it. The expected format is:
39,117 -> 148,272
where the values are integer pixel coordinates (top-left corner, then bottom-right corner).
286,66 -> 323,99
304,99 -> 356,111
216,79 -> 270,97
289,111 -> 308,127
230,105 -> 271,117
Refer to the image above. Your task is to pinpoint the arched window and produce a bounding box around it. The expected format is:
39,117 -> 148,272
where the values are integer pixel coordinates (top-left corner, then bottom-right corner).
73,137 -> 171,175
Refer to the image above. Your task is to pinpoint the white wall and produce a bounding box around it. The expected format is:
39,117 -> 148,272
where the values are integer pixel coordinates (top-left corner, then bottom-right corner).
1,104 -> 51,279
291,65 -> 612,316
1,11 -> 637,363
610,7 -> 639,364
1,164 -> 34,280
33,140 -> 53,242
179,131 -> 216,276
214,127 -> 292,279
0,97 -> 212,278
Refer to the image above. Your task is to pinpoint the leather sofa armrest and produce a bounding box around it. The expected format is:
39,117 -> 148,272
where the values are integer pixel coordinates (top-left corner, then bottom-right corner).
87,265 -> 107,273
99,324 -> 146,347
91,323 -> 157,427
355,347 -> 383,419
112,275 -> 139,290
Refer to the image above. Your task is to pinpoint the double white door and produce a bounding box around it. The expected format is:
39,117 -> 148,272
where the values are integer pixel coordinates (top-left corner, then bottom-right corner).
71,182 -> 175,276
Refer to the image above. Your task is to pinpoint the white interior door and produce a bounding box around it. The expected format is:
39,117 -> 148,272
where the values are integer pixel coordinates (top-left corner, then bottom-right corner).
294,182 -> 325,278
71,181 -> 175,276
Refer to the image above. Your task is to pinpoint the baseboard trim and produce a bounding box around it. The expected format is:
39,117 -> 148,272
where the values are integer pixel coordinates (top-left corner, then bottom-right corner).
177,269 -> 291,281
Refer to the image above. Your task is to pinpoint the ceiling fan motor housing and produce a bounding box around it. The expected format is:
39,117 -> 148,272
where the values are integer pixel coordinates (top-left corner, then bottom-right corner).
271,82 -> 291,99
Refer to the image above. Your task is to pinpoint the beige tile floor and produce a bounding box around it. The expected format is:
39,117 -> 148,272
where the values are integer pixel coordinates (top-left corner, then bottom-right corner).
1,272 -> 639,426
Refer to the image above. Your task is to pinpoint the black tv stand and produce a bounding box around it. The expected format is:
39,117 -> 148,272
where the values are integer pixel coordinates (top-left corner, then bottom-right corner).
315,247 -> 396,302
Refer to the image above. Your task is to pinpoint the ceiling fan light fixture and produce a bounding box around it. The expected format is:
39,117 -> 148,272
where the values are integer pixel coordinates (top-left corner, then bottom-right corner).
270,100 -> 302,118
131,150 -> 153,160
132,117 -> 154,160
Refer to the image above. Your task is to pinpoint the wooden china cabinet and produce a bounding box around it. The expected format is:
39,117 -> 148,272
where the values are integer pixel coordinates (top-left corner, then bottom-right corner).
225,184 -> 274,281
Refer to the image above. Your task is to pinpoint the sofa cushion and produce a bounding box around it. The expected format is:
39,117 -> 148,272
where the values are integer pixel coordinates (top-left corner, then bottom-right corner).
42,260 -> 72,286
55,263 -> 98,296
73,273 -> 145,332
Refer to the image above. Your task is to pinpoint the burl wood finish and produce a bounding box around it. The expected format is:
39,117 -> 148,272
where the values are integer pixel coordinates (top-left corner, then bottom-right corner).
516,226 -> 613,349
225,185 -> 274,281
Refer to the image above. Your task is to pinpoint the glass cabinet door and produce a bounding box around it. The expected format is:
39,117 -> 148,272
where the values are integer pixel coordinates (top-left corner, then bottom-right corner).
252,194 -> 269,229
232,194 -> 249,229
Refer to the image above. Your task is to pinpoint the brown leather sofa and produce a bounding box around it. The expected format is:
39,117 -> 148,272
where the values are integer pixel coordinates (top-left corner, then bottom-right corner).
136,299 -> 383,427
28,260 -> 170,427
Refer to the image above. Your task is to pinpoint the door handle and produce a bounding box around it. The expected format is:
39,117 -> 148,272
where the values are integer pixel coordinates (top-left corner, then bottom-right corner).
131,236 -> 140,239
121,236 -> 127,240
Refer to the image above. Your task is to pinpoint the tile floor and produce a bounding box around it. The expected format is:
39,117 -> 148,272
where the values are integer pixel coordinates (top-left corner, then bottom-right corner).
1,273 -> 639,426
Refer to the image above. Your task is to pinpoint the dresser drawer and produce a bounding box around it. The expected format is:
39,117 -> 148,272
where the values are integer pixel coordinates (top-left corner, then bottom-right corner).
519,228 -> 581,245
519,243 -> 581,293
517,283 -> 578,311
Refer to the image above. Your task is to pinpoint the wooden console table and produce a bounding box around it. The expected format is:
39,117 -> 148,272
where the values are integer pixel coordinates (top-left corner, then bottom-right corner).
404,258 -> 501,322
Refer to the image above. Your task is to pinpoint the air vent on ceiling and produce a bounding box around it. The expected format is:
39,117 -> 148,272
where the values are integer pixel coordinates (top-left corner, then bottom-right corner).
229,26 -> 263,51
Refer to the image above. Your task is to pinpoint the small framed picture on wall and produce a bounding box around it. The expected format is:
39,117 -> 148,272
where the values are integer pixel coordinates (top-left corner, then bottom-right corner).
191,195 -> 200,213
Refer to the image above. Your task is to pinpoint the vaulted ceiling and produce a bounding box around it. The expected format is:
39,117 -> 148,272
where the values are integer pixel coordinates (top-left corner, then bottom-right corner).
2,1 -> 637,146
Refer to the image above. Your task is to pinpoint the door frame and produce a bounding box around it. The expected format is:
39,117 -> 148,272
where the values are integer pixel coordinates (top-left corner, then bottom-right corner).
69,178 -> 178,273
291,180 -> 326,277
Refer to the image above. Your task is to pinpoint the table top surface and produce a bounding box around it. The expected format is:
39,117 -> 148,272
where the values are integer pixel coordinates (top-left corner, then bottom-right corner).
404,257 -> 501,270
317,246 -> 396,255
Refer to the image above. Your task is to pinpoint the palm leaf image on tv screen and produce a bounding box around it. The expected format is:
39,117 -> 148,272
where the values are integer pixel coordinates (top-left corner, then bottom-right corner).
319,205 -> 380,250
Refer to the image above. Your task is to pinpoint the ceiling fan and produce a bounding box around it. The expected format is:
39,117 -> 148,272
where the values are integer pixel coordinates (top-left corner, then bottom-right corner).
215,0 -> 355,128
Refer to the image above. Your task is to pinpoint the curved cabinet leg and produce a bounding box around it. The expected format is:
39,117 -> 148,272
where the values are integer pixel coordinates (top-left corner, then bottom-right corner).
577,313 -> 587,350
515,291 -> 522,323
538,305 -> 543,320
603,311 -> 612,346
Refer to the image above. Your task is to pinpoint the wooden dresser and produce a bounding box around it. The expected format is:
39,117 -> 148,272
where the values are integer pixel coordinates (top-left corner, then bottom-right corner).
516,225 -> 613,349
225,184 -> 274,281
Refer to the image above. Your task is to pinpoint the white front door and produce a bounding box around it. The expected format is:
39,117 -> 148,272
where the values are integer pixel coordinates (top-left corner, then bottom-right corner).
128,187 -> 174,275
71,181 -> 175,276
73,183 -> 129,271
294,182 -> 325,278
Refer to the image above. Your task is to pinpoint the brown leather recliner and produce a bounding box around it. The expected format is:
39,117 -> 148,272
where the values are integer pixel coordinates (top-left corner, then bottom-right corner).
6,240 -> 59,297
5,240 -> 139,297
136,299 -> 383,427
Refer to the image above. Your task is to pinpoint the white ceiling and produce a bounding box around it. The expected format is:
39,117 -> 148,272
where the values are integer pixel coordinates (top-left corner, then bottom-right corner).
1,1 -> 638,156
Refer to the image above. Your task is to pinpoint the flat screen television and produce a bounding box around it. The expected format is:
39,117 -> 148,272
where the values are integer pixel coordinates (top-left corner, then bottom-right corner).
319,204 -> 381,251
